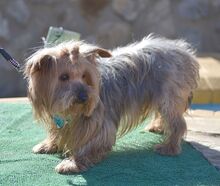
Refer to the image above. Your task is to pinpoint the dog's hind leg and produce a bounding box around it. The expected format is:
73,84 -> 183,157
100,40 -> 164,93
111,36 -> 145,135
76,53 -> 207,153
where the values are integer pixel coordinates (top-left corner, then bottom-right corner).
154,92 -> 188,156
154,114 -> 186,155
144,112 -> 164,134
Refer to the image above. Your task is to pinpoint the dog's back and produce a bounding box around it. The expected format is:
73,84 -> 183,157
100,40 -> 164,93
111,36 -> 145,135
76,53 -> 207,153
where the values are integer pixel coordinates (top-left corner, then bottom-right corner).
98,35 -> 199,135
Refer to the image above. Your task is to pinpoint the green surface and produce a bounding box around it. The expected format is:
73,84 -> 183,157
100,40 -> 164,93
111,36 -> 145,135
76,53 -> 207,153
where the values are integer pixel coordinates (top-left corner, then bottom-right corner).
0,103 -> 220,186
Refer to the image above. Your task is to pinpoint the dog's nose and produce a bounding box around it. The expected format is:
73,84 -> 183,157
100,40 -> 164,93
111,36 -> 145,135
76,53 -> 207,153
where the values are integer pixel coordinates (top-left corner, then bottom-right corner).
77,90 -> 88,103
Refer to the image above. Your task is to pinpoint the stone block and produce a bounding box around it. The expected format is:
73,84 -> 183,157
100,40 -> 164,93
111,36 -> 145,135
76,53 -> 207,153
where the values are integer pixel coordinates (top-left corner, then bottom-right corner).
112,0 -> 144,21
6,0 -> 30,24
0,14 -> 10,40
96,22 -> 131,48
177,0 -> 210,20
133,0 -> 176,39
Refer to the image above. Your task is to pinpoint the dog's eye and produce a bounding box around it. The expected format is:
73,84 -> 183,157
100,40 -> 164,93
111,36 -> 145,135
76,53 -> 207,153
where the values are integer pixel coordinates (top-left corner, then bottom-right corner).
59,73 -> 69,81
82,74 -> 86,79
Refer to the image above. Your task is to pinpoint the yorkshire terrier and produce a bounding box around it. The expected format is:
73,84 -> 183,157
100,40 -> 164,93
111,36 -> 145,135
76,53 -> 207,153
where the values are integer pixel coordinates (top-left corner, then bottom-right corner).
24,35 -> 199,174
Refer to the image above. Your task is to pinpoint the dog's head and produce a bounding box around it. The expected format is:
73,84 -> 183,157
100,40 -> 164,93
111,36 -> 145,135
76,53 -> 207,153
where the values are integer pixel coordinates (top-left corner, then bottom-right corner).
24,41 -> 111,122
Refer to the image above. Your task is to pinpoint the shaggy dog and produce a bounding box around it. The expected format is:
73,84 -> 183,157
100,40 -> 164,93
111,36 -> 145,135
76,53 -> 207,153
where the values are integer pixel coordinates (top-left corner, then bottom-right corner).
24,35 -> 199,173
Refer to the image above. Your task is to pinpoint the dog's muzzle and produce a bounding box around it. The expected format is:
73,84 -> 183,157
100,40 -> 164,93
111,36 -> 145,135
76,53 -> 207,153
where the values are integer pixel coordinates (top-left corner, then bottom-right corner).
77,89 -> 88,103
73,84 -> 88,104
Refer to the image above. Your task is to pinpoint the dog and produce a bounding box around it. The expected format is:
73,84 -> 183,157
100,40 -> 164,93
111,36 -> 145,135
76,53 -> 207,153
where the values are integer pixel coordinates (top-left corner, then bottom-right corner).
24,35 -> 199,174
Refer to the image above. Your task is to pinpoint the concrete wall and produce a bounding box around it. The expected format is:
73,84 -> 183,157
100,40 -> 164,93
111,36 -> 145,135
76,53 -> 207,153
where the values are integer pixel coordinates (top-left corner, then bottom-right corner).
0,0 -> 220,97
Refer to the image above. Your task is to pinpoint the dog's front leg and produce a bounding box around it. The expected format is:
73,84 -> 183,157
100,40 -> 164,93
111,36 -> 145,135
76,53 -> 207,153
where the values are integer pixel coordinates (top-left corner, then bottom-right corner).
55,144 -> 113,174
55,123 -> 117,174
32,129 -> 58,154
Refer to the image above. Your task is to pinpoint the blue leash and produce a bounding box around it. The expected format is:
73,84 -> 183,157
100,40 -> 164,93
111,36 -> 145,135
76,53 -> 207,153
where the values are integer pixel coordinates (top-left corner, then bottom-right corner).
0,48 -> 20,71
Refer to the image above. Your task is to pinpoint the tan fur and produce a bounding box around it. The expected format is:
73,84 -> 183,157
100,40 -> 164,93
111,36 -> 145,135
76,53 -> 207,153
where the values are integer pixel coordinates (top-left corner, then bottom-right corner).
24,36 -> 199,174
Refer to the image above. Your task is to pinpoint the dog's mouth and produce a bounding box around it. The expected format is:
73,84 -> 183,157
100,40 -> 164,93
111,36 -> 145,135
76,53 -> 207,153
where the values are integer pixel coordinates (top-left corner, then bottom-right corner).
51,94 -> 90,117
50,84 -> 99,120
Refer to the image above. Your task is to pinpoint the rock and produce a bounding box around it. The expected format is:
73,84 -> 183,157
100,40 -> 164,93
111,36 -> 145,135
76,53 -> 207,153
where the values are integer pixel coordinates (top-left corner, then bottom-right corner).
178,28 -> 202,50
212,0 -> 220,9
0,14 -> 10,40
0,0 -> 219,97
55,5 -> 89,37
112,0 -> 145,21
6,0 -> 30,24
29,0 -> 60,4
215,22 -> 220,32
85,35 -> 97,44
134,1 -> 176,39
177,0 -> 209,20
79,0 -> 109,16
96,22 -> 131,48
211,0 -> 220,14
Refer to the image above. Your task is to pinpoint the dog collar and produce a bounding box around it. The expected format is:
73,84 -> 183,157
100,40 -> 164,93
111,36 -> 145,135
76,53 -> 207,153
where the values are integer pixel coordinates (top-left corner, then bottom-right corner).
52,115 -> 72,128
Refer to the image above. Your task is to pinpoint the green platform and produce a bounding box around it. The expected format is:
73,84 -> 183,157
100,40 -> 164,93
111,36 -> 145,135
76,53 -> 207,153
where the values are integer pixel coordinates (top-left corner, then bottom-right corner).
0,103 -> 220,186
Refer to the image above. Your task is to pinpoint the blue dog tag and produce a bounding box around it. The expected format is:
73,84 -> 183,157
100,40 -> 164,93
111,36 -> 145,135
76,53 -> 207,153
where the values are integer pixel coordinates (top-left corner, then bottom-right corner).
53,115 -> 65,128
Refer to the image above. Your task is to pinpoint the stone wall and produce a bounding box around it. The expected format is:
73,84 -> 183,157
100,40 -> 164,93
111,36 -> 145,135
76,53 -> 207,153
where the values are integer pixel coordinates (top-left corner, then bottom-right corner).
0,0 -> 220,97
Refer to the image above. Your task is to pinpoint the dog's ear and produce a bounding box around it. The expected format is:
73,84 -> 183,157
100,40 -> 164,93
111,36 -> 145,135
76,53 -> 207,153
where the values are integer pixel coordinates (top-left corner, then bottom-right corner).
38,55 -> 55,71
89,48 -> 112,58
84,47 -> 112,63
24,55 -> 55,77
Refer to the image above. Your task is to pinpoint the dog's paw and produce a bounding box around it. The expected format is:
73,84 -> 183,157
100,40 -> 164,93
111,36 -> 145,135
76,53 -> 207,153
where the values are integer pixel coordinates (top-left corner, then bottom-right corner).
55,159 -> 81,174
144,118 -> 164,134
154,144 -> 181,156
144,125 -> 163,134
32,142 -> 57,154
